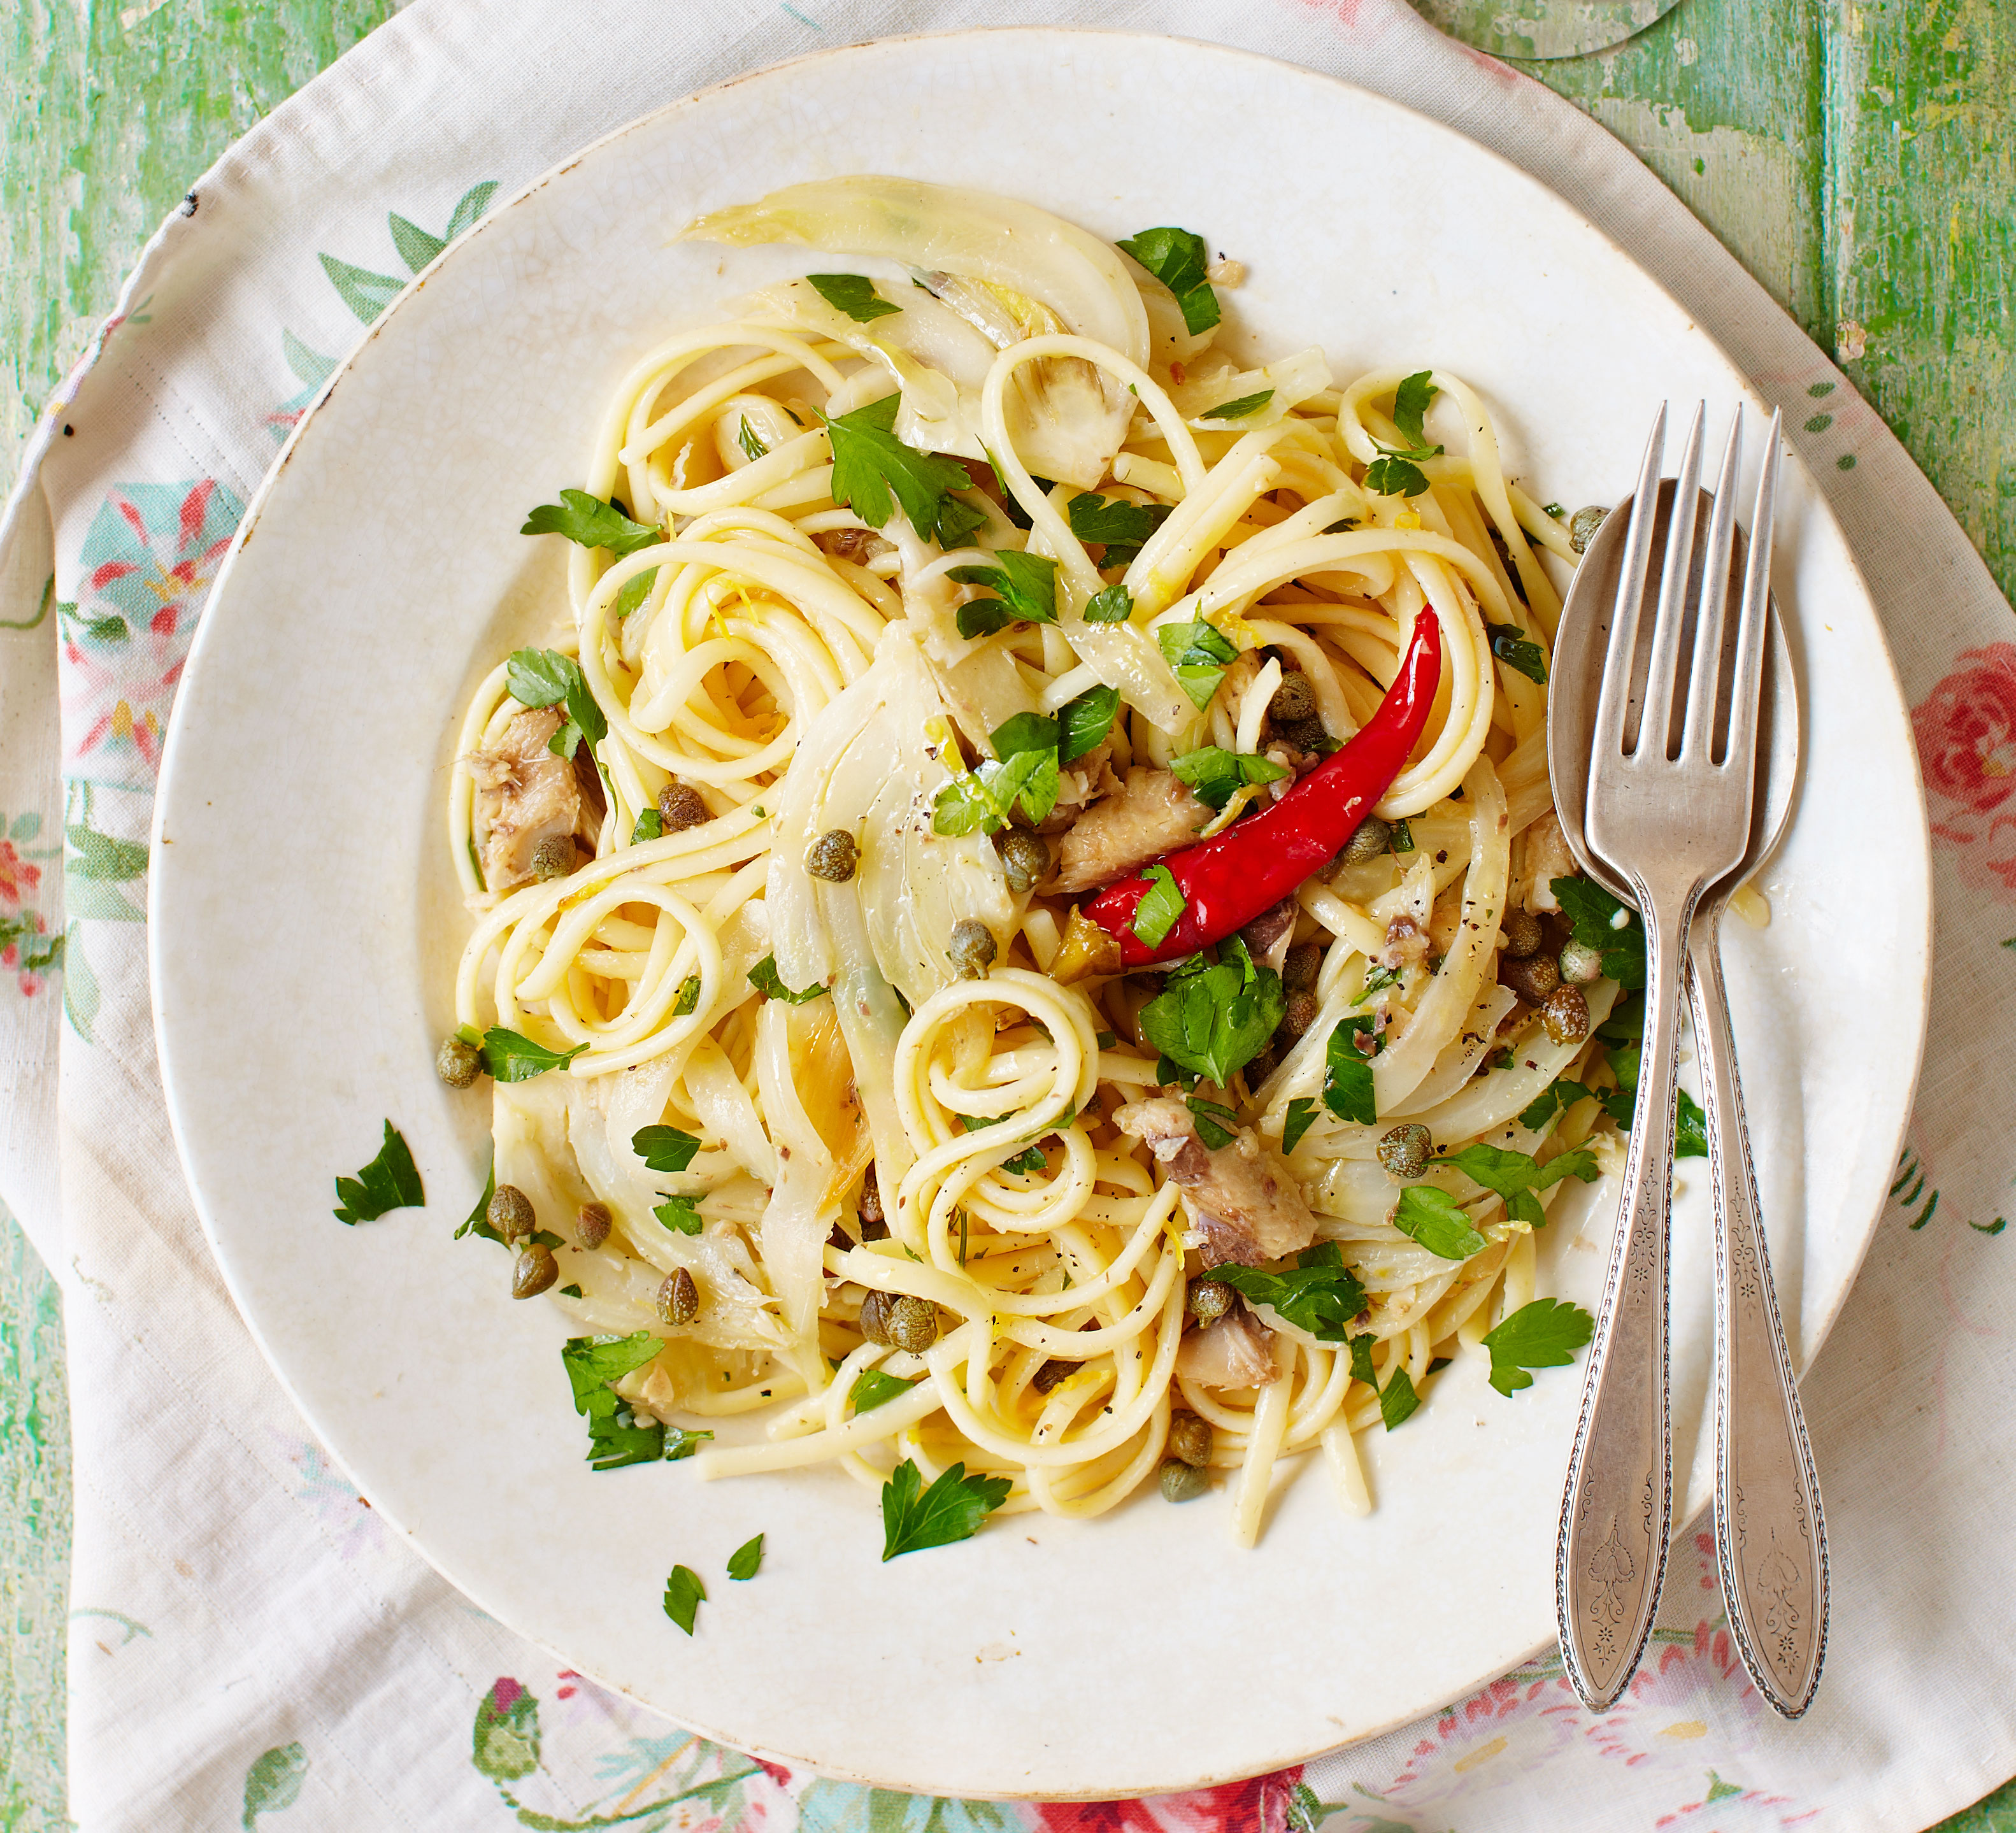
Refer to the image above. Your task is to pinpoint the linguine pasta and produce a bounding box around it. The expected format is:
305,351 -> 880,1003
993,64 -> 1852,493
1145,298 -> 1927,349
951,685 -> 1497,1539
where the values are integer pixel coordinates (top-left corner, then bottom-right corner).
443,179 -> 1626,1545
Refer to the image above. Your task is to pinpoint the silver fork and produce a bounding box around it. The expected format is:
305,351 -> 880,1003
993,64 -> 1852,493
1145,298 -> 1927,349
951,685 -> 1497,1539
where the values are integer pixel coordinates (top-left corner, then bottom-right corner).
1555,403 -> 1775,1710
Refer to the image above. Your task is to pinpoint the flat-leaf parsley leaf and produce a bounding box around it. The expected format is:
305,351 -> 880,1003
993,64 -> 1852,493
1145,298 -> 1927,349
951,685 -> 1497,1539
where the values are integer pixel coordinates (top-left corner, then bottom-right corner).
505,647 -> 607,760
1482,1296 -> 1596,1397
522,489 -> 660,557
562,1332 -> 673,1471
822,395 -> 976,545
333,1120 -> 424,1224
1115,225 -> 1220,334
726,1533 -> 766,1581
662,1564 -> 706,1634
1131,864 -> 1186,949
1209,1243 -> 1368,1341
482,1026 -> 588,1081
880,1457 -> 1011,1560
1392,1185 -> 1487,1260
805,272 -> 901,323
633,1125 -> 702,1174
748,955 -> 823,1003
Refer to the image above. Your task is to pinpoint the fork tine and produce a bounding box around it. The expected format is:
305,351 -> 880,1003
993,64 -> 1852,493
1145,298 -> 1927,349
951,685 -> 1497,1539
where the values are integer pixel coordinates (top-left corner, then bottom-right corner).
1682,411 -> 1743,762
1640,404 -> 1706,759
1724,408 -> 1784,772
1591,403 -> 1669,764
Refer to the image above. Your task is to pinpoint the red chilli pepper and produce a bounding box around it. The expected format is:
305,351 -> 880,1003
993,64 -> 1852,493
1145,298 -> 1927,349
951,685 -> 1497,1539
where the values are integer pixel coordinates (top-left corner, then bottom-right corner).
1084,607 -> 1443,967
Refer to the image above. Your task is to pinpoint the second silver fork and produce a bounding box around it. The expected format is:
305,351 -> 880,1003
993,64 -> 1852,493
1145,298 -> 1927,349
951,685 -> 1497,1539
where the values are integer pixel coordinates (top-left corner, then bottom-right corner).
1555,403 -> 1775,1710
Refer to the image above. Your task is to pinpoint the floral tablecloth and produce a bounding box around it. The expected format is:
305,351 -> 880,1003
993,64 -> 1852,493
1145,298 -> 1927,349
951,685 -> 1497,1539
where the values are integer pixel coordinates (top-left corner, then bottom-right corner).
4,1 -> 2015,1828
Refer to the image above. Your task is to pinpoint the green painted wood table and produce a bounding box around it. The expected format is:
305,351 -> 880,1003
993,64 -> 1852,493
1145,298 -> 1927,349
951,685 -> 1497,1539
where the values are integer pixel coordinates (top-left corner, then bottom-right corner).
3,3 -> 2012,1825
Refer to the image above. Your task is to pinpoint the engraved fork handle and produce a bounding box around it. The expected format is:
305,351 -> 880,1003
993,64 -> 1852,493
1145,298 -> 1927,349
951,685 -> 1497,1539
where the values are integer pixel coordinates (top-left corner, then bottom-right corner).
1691,901 -> 1829,1716
1557,894 -> 1687,1710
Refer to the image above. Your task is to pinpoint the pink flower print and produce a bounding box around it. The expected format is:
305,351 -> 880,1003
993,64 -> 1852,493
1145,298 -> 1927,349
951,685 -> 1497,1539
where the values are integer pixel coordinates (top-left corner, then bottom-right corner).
1028,1767 -> 1303,1833
1580,1623 -> 1764,1766
0,840 -> 39,906
60,478 -> 244,787
1914,643 -> 2016,902
1653,1774 -> 1820,1829
1382,1671 -> 1585,1811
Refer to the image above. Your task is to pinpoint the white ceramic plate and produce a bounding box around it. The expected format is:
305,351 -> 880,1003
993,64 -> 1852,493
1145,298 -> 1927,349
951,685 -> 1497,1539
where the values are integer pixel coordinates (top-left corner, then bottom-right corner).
152,29 -> 1931,1801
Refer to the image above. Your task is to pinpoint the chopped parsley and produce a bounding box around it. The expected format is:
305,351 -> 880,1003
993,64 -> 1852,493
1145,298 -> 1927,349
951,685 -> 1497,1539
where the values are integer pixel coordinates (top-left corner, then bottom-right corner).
1155,620 -> 1240,710
1115,225 -> 1220,334
726,1533 -> 766,1581
1389,817 -> 1415,854
332,1120 -> 424,1225
672,974 -> 702,1017
1169,745 -> 1291,811
1519,1078 -> 1599,1130
1083,582 -> 1134,624
1059,683 -> 1120,764
1347,1334 -> 1420,1429
1482,1296 -> 1596,1397
1131,863 -> 1187,949
561,1332 -> 674,1471
631,807 -> 664,843
1322,1018 -> 1379,1125
455,1151 -> 498,1242
1486,622 -> 1548,685
664,1426 -> 713,1460
805,271 -> 901,323
1391,1185 -> 1486,1260
1203,389 -> 1274,422
662,1564 -> 705,1634
653,1195 -> 702,1236
1185,1095 -> 1241,1150
947,550 -> 1059,627
957,1112 -> 1047,1175
1355,965 -> 1402,1006
1362,370 -> 1443,498
850,1369 -> 920,1414
1551,876 -> 1647,988
521,489 -> 660,557
880,1457 -> 1012,1560
1438,1141 -> 1599,1226
1282,1096 -> 1319,1154
1209,1243 -> 1368,1341
612,566 -> 659,620
1675,1088 -> 1709,1159
482,1026 -> 587,1081
559,1283 -> 583,1299
822,394 -> 977,545
505,647 -> 607,760
633,1125 -> 701,1173
1138,938 -> 1285,1087
932,743 -> 1059,835
1067,491 -> 1170,566
748,955 -> 822,1003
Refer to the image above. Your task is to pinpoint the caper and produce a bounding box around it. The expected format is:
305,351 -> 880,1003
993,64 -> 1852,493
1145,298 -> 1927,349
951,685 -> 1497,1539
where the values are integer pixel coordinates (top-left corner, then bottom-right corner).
947,918 -> 997,980
1187,1279 -> 1234,1327
1268,672 -> 1319,727
512,1243 -> 558,1299
1499,950 -> 1561,1006
1281,990 -> 1319,1041
1378,1122 -> 1433,1181
885,1294 -> 940,1353
487,1183 -> 536,1244
576,1201 -> 611,1250
1159,1457 -> 1210,1503
530,834 -> 576,881
1280,715 -> 1329,753
436,1036 -> 482,1088
1500,908 -> 1543,959
1569,505 -> 1610,555
1540,984 -> 1592,1046
857,1287 -> 897,1346
857,1166 -> 888,1242
1243,1043 -> 1280,1088
997,829 -> 1049,895
1558,938 -> 1603,985
1283,942 -> 1322,994
1341,815 -> 1392,865
806,828 -> 859,882
656,1266 -> 699,1326
656,780 -> 708,832
1168,1411 -> 1212,1469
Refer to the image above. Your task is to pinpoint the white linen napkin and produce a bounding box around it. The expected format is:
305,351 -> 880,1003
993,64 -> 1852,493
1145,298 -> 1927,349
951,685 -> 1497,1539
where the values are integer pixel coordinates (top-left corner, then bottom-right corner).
4,3 -> 2013,1828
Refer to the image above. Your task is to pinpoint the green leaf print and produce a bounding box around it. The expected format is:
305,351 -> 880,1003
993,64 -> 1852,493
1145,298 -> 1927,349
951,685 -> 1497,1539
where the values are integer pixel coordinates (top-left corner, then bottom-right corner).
1705,1770 -> 1744,1804
317,252 -> 407,325
281,328 -> 337,390
61,924 -> 97,1043
387,213 -> 447,273
241,1741 -> 308,1829
64,822 -> 147,881
472,1678 -> 540,1782
446,182 -> 501,241
10,813 -> 42,841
